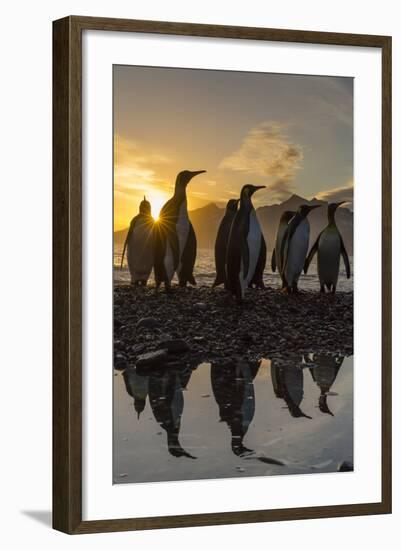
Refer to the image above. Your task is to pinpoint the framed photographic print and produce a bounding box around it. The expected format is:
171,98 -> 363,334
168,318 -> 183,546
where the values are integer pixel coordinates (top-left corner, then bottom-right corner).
53,16 -> 392,534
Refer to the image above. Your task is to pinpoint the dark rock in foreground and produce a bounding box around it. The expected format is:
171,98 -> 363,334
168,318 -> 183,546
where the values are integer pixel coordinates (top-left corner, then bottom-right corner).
114,284 -> 353,367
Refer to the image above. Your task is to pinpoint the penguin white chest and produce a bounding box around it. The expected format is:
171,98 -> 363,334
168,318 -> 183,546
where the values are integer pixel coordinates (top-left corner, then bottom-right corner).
176,201 -> 190,265
243,210 -> 262,285
285,219 -> 309,285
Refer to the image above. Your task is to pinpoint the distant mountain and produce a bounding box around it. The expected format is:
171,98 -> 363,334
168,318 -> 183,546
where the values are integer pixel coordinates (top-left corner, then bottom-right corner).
114,194 -> 353,254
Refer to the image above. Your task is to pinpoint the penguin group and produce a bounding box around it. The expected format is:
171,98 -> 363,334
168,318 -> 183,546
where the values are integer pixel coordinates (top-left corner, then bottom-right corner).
121,170 -> 351,300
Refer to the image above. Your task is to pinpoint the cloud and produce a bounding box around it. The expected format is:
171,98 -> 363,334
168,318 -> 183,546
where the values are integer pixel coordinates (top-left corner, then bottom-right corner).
114,134 -> 172,194
219,122 -> 303,199
315,181 -> 354,205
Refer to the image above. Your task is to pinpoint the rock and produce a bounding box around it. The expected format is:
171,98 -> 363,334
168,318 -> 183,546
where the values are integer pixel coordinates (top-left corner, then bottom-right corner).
136,350 -> 169,368
136,317 -> 159,329
157,339 -> 189,354
337,460 -> 353,472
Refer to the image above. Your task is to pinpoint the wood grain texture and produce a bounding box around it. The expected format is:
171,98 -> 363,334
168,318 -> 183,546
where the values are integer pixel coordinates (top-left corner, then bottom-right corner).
52,15 -> 392,534
52,16 -> 82,534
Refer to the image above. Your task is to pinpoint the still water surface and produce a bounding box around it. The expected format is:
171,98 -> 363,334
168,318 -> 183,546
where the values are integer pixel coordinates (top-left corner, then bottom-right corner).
114,354 -> 353,483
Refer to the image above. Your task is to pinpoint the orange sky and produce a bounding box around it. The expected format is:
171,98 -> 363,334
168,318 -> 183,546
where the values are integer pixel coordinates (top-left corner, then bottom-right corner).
114,66 -> 353,231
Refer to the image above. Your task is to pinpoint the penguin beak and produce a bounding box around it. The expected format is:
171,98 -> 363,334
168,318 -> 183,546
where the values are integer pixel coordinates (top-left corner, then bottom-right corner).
251,185 -> 266,195
189,170 -> 207,177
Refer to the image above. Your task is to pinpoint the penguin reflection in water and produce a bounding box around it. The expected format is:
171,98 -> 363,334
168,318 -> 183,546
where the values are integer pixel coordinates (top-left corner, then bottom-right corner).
270,356 -> 312,419
154,170 -> 206,290
280,204 -> 321,293
226,185 -> 267,301
304,202 -> 351,294
305,353 -> 344,416
213,198 -> 239,288
122,367 -> 149,419
123,364 -> 196,458
211,359 -> 284,466
271,210 -> 296,289
147,364 -> 196,459
120,196 -> 154,286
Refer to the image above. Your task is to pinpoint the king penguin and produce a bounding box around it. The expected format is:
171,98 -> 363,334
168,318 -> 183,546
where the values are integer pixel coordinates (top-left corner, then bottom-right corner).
226,184 -> 266,301
213,198 -> 239,288
304,202 -> 351,293
120,196 -> 154,286
271,210 -> 296,288
281,204 -> 321,293
153,170 -> 206,290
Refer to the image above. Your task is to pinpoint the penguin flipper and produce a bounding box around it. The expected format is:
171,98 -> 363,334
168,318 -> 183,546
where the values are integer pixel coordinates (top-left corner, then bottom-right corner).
271,247 -> 276,272
340,237 -> 351,278
120,217 -> 137,269
304,234 -> 320,274
178,222 -> 197,286
250,234 -> 266,287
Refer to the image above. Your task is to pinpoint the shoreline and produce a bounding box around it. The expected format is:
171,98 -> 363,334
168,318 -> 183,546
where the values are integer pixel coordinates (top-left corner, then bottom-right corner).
114,284 -> 353,368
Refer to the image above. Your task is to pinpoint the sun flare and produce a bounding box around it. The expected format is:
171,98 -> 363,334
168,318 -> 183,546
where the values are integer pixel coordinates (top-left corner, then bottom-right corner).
146,191 -> 168,221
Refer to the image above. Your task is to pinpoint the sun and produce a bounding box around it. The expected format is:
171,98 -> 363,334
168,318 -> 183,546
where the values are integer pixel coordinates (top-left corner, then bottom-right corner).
146,191 -> 168,221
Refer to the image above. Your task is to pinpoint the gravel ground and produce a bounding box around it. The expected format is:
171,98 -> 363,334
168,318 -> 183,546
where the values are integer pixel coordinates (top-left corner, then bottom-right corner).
113,284 -> 353,369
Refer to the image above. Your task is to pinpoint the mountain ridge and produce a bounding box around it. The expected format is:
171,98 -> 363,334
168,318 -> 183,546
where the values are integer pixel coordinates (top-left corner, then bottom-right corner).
114,194 -> 353,254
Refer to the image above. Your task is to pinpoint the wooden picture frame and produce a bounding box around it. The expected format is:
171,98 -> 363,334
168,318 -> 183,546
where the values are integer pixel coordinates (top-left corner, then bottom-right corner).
53,15 -> 392,534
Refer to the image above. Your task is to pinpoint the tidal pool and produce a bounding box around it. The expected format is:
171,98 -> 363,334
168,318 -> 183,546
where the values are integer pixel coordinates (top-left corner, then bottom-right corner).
113,353 -> 353,484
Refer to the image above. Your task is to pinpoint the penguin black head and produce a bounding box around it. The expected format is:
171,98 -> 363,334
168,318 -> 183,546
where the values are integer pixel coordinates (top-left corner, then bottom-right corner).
240,184 -> 266,200
328,201 -> 346,215
297,204 -> 321,218
139,195 -> 152,215
175,170 -> 206,190
226,198 -> 240,213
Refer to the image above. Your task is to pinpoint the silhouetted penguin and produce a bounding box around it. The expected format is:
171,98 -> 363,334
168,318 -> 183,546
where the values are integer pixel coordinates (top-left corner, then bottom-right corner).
270,356 -> 312,418
154,170 -> 206,290
120,196 -> 154,286
307,354 -> 344,416
148,365 -> 196,459
304,202 -> 351,293
213,199 -> 239,288
226,184 -> 266,301
271,210 -> 295,288
281,204 -> 321,293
